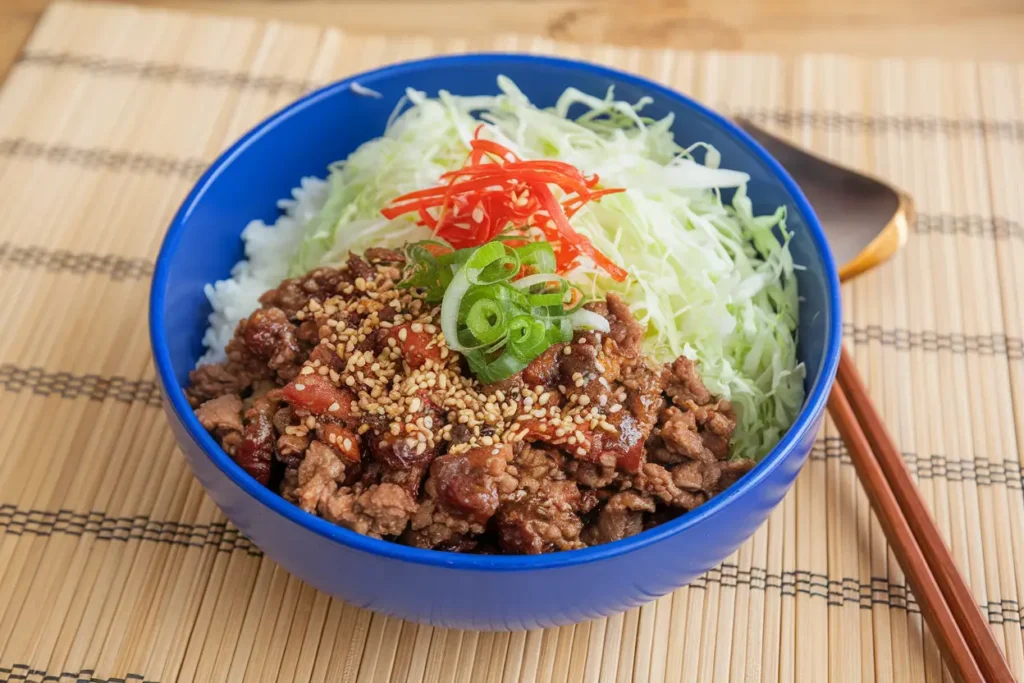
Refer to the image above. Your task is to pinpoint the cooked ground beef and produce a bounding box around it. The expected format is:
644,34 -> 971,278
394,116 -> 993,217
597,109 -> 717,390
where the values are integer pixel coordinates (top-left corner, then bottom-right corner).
187,249 -> 755,554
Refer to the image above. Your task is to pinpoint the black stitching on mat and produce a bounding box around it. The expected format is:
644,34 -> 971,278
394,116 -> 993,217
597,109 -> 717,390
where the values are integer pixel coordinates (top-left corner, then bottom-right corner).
700,565 -> 1024,626
0,364 -> 162,406
732,108 -> 1024,139
809,436 -> 1024,490
914,214 -> 1024,241
0,665 -> 156,683
0,242 -> 154,280
0,506 -> 261,556
14,50 -> 1024,140
842,324 -> 1024,361
16,50 -> 313,95
0,139 -> 207,179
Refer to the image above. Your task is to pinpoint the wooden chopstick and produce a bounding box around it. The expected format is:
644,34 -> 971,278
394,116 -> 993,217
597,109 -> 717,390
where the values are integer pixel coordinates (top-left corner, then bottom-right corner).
829,348 -> 1014,682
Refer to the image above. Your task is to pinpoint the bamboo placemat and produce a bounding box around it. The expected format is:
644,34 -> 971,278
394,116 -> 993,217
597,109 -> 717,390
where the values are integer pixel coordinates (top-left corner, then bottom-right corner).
1,2 -> 1023,681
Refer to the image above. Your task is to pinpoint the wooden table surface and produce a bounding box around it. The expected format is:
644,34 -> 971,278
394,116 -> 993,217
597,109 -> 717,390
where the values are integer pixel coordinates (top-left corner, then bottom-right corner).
4,0 -> 1024,82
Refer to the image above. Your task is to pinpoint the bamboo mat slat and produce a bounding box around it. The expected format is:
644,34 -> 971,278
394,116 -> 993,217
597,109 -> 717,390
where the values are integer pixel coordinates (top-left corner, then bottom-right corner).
1,3 -> 1023,681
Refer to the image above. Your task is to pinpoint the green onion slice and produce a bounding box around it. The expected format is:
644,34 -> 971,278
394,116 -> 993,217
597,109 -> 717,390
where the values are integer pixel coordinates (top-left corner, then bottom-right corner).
466,299 -> 506,346
402,237 -> 612,382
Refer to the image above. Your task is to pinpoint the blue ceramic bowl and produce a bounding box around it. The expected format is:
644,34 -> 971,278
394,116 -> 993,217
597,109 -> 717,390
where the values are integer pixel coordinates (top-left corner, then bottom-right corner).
150,53 -> 841,631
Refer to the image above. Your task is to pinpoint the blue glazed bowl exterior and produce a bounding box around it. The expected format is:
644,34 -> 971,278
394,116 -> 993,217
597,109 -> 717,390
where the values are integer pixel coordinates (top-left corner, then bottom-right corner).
150,54 -> 841,631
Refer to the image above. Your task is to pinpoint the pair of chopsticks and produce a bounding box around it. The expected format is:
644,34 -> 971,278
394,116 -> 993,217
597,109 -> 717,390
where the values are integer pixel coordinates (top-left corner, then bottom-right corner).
829,349 -> 1014,682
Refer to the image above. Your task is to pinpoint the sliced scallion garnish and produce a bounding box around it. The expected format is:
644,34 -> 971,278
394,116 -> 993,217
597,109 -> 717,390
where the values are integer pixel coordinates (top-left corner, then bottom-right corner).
401,238 -> 609,382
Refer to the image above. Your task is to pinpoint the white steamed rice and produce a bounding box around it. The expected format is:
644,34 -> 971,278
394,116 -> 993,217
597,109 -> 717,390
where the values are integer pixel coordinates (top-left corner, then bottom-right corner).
198,177 -> 329,365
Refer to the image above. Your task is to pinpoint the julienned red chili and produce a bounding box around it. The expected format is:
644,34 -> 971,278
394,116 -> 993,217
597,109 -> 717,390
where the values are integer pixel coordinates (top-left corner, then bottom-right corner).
380,127 -> 628,281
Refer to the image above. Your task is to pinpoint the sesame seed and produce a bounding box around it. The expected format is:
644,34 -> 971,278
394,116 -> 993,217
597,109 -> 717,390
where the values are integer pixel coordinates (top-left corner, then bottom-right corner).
329,370 -> 340,383
609,404 -> 622,413
409,397 -> 422,412
398,328 -> 408,342
563,346 -> 572,356
345,377 -> 356,387
300,366 -> 315,376
294,383 -> 305,391
411,323 -> 423,333
328,402 -> 340,412
343,438 -> 353,450
576,448 -> 586,456
578,395 -> 591,406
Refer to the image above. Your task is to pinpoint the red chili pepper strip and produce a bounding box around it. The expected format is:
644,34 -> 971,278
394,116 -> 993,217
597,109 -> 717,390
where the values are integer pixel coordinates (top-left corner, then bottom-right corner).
381,130 -> 628,281
532,182 -> 629,282
563,187 -> 625,219
469,138 -> 522,162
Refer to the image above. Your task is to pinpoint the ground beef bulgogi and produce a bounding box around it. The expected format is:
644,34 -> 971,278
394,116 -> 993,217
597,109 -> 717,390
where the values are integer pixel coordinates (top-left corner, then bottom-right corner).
188,249 -> 755,554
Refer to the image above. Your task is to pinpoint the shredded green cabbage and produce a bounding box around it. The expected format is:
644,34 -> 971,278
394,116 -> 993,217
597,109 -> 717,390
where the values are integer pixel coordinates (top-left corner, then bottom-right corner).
288,77 -> 805,460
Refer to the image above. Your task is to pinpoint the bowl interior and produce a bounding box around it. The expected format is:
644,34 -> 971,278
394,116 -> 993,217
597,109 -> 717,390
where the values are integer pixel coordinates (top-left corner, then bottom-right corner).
159,55 -> 835,393
152,54 -> 839,566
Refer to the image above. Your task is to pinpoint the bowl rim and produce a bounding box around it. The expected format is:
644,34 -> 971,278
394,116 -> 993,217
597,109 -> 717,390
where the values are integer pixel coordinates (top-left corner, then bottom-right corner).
150,51 -> 842,572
